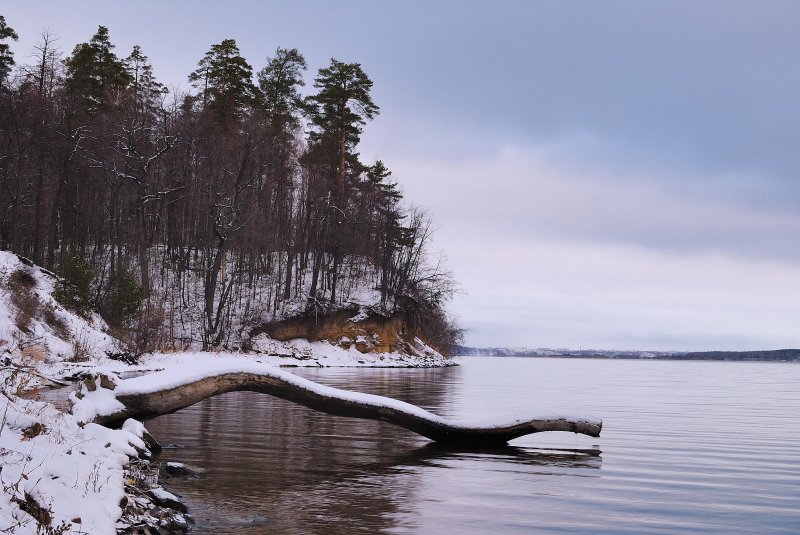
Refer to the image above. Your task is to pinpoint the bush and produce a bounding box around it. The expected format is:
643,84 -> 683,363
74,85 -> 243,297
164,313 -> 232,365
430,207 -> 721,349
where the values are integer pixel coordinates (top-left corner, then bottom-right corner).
106,268 -> 144,326
53,252 -> 94,317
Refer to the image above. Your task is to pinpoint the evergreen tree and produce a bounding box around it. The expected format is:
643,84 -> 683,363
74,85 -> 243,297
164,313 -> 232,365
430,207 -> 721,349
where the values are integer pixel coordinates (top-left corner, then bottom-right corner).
106,267 -> 144,326
0,15 -> 19,89
64,25 -> 131,111
362,160 -> 414,302
125,45 -> 166,117
257,47 -> 306,131
257,48 -> 307,301
53,251 -> 94,316
306,59 -> 379,205
305,59 -> 379,300
189,38 -> 255,124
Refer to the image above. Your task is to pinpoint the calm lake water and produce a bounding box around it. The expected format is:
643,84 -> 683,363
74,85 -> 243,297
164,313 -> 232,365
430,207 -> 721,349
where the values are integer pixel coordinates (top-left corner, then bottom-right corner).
144,357 -> 800,534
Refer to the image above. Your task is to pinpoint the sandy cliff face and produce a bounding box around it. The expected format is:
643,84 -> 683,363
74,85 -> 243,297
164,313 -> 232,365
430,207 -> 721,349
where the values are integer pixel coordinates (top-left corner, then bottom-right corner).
251,308 -> 412,354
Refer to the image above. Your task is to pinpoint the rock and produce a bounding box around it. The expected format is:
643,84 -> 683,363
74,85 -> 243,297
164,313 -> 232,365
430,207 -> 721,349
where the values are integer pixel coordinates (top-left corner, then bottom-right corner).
122,419 -> 162,453
99,374 -> 118,390
159,514 -> 189,533
83,375 -> 97,392
163,462 -> 205,477
148,488 -> 188,514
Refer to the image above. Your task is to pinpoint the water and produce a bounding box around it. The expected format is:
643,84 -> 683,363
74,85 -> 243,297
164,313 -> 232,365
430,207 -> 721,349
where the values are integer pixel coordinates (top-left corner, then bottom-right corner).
143,358 -> 800,534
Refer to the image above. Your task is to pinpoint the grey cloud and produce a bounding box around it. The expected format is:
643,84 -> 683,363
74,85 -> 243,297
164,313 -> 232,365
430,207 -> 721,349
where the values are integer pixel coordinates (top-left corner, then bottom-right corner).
392,145 -> 800,265
5,1 -> 797,350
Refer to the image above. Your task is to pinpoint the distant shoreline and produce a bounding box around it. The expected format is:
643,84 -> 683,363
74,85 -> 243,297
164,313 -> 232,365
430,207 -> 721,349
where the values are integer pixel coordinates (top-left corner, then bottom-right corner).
457,348 -> 800,362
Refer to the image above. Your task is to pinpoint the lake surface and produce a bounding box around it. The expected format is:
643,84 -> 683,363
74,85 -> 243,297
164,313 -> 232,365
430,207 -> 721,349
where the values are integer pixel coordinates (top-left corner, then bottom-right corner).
145,358 -> 800,534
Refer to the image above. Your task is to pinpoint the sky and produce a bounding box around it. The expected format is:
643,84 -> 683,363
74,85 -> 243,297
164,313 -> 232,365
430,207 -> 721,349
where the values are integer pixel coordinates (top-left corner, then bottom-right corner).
5,1 -> 800,351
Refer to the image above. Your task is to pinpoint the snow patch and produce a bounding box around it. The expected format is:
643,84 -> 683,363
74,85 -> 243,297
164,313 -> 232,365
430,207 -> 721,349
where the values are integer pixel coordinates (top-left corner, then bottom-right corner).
0,395 -> 150,534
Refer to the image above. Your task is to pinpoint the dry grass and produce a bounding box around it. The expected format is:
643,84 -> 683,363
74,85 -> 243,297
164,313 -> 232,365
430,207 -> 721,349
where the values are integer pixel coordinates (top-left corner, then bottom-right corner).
9,269 -> 37,289
10,288 -> 39,334
20,344 -> 46,363
41,303 -> 71,341
7,270 -> 42,334
21,422 -> 47,440
68,330 -> 92,362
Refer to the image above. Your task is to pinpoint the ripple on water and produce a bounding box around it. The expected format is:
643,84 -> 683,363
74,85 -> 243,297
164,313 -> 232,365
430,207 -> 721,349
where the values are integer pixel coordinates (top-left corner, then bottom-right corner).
143,358 -> 800,534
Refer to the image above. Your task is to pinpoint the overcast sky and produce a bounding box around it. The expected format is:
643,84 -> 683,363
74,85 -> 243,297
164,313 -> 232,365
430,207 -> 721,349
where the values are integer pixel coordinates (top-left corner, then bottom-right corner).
6,1 -> 799,350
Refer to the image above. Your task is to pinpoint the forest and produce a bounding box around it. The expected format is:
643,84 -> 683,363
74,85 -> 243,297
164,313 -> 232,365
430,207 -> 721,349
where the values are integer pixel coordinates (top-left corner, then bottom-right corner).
0,18 -> 461,354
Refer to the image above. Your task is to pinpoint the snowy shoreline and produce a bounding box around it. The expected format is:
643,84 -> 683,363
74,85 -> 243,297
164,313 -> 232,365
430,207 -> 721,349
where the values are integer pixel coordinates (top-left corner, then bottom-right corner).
1,350 -> 456,533
0,249 -> 457,532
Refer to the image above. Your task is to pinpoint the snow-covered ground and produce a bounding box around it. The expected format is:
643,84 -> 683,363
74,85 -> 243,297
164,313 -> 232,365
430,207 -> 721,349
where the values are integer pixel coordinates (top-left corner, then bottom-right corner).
0,394 -> 147,533
0,250 -> 454,533
0,251 -> 117,365
0,249 -> 450,375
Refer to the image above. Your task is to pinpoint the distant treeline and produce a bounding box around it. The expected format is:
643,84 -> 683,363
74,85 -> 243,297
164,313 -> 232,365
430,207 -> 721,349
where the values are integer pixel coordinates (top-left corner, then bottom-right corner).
458,347 -> 800,362
0,19 -> 461,351
677,349 -> 800,362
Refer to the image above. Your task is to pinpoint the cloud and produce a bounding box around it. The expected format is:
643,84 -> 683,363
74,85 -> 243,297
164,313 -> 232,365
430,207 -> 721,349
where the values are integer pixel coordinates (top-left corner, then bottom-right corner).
5,1 -> 797,351
380,138 -> 800,350
452,237 -> 800,350
390,136 -> 800,264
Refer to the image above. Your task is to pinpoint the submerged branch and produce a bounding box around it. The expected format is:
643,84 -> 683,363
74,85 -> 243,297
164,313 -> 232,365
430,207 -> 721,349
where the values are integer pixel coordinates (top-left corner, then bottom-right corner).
72,364 -> 601,446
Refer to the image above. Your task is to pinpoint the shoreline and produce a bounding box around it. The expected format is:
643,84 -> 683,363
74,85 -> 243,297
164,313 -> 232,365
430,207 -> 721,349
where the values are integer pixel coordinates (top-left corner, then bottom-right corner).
1,348 -> 455,533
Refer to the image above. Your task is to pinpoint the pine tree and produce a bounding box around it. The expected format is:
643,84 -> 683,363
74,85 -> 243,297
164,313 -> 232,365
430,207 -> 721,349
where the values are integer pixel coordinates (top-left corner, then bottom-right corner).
362,161 -> 414,303
306,59 -> 379,206
125,45 -> 166,118
257,48 -> 307,301
64,26 -> 131,111
0,15 -> 19,89
305,59 -> 379,301
188,38 -> 255,124
257,47 -> 306,131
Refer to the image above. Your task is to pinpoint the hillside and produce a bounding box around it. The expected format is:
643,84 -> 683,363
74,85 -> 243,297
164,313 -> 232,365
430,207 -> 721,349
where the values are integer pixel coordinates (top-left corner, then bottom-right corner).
0,24 -> 462,358
0,249 -> 452,534
0,251 -> 453,376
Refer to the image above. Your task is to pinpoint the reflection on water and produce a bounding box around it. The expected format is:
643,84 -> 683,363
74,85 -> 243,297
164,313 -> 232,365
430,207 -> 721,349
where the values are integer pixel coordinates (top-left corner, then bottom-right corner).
145,364 -> 597,534
139,359 -> 800,534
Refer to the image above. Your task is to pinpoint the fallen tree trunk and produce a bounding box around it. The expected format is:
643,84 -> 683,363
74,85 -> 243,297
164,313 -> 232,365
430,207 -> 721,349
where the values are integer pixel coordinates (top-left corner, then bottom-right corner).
72,363 -> 601,446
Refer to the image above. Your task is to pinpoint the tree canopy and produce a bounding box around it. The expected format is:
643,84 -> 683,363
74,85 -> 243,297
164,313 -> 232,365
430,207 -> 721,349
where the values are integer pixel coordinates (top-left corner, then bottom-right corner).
0,21 -> 462,354
64,25 -> 131,111
189,38 -> 256,124
0,15 -> 18,87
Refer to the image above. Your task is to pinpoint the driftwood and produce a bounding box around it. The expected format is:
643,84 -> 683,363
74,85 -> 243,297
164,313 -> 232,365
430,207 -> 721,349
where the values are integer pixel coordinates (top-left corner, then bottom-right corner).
76,367 -> 602,446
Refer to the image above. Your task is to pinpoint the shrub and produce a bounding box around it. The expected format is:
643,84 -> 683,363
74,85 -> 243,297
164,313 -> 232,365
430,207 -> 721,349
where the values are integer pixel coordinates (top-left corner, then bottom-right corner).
105,268 -> 144,326
69,330 -> 91,362
53,252 -> 94,317
7,269 -> 40,332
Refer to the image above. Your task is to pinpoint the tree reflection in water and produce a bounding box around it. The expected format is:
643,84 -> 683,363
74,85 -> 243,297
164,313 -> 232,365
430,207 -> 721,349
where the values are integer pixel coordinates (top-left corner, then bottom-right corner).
146,366 -> 601,534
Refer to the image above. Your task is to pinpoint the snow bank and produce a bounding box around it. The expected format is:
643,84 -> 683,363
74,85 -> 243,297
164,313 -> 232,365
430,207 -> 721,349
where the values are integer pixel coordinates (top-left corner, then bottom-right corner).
0,250 -> 458,531
0,394 -> 147,533
0,251 -> 116,370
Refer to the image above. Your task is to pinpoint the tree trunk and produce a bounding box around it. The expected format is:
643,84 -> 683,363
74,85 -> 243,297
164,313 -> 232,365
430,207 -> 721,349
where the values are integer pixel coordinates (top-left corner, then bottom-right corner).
74,367 -> 602,446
